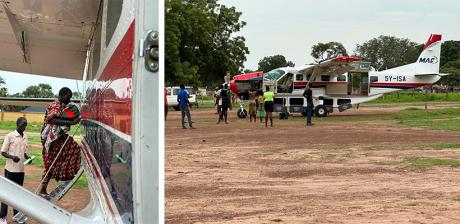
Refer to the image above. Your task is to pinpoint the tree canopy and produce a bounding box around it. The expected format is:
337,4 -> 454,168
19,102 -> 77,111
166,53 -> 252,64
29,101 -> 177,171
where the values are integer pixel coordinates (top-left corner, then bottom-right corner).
22,83 -> 54,98
257,55 -> 295,73
439,40 -> 460,86
354,35 -> 421,71
311,42 -> 348,61
0,76 -> 7,97
165,0 -> 249,86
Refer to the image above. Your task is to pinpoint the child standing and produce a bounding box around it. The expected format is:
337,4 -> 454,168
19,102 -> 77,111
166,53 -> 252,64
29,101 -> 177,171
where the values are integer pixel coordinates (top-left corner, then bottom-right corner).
248,91 -> 257,122
0,117 -> 28,224
257,90 -> 265,123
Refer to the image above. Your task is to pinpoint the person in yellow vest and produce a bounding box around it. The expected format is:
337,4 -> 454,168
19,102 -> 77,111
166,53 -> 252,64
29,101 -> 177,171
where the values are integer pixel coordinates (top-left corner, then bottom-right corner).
263,86 -> 275,127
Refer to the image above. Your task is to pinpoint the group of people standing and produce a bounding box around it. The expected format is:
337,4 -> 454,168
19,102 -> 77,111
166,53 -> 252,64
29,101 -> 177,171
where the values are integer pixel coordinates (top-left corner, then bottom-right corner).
174,82 -> 315,129
218,86 -> 275,127
235,85 -> 315,127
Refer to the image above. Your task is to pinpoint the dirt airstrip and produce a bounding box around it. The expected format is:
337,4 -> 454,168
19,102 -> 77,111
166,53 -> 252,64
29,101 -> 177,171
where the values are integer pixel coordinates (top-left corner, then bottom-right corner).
166,104 -> 460,224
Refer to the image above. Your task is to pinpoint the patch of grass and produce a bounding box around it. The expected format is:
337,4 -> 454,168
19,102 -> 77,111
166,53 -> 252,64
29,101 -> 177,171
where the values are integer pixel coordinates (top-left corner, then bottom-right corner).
405,157 -> 460,168
453,196 -> 460,202
0,156 -> 5,166
28,135 -> 41,144
393,108 -> 460,132
74,173 -> 88,189
405,107 -> 422,111
406,202 -> 418,206
370,92 -> 460,104
0,121 -> 43,132
270,218 -> 283,223
27,148 -> 44,167
424,143 -> 460,150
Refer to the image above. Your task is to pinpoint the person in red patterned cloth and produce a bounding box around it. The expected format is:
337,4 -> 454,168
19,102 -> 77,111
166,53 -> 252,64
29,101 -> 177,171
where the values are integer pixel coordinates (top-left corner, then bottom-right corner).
38,87 -> 81,197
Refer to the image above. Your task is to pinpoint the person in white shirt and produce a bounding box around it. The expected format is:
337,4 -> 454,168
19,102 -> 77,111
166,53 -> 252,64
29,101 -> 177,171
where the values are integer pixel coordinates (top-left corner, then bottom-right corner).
0,117 -> 29,224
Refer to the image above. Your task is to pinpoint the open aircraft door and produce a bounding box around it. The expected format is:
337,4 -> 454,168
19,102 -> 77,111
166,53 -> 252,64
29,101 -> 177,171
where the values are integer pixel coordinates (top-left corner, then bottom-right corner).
263,80 -> 277,93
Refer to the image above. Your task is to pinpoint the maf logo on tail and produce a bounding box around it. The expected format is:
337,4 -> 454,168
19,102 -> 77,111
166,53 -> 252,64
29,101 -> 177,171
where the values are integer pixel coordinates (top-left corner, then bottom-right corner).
419,56 -> 438,64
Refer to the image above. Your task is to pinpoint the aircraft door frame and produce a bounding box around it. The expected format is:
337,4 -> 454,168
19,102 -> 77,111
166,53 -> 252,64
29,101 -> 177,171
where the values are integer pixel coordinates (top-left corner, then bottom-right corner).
347,72 -> 370,96
132,0 -> 162,223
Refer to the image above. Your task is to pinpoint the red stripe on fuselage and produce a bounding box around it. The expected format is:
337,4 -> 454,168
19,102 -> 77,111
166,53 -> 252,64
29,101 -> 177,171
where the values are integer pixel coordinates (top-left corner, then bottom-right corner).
294,81 -> 348,86
83,21 -> 135,135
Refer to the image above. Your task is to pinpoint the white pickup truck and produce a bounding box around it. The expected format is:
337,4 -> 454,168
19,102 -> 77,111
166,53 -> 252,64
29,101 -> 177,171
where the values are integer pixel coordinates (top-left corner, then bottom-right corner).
166,86 -> 198,110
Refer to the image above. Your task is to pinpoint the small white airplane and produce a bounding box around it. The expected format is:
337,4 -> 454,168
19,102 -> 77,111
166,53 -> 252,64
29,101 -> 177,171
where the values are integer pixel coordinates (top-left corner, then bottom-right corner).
0,0 -> 162,224
230,34 -> 445,117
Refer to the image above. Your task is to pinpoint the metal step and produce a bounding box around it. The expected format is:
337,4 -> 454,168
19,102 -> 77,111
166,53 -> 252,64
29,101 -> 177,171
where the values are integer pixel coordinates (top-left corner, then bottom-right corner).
13,169 -> 84,223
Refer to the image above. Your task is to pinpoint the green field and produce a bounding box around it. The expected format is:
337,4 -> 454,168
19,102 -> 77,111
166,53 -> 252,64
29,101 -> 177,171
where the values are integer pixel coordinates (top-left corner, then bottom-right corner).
370,92 -> 460,104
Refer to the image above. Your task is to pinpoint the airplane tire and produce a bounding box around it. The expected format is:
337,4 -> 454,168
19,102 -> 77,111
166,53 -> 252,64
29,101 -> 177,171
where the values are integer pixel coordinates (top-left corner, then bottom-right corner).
237,108 -> 248,118
315,105 -> 328,117
173,106 -> 180,111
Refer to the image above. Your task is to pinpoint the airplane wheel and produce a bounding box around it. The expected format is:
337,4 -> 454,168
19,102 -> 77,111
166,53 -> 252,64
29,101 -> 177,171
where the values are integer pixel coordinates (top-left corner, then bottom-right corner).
173,106 -> 180,111
315,105 -> 327,117
237,108 -> 247,118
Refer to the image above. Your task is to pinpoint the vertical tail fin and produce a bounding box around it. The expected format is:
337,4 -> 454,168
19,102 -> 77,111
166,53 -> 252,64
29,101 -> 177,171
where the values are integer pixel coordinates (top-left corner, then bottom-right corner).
416,34 -> 442,75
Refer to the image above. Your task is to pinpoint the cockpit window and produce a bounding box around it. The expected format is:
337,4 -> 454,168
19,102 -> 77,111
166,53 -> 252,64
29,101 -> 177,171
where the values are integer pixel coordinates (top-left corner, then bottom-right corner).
264,69 -> 286,81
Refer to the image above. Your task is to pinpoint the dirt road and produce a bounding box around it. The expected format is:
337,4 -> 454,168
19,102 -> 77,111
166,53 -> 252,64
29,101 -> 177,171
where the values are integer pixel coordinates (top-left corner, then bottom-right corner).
166,105 -> 460,223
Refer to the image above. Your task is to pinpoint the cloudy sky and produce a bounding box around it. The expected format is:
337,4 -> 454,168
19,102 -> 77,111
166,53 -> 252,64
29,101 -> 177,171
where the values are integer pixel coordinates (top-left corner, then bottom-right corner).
1,0 -> 459,94
220,0 -> 460,71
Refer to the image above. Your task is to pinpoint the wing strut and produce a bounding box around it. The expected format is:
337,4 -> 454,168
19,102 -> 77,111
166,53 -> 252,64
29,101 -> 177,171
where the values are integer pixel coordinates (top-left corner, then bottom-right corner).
1,2 -> 30,63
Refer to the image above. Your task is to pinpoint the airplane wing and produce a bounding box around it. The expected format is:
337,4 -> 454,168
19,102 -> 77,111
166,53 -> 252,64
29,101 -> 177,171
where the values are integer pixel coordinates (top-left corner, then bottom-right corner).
0,1 -> 101,80
298,56 -> 361,78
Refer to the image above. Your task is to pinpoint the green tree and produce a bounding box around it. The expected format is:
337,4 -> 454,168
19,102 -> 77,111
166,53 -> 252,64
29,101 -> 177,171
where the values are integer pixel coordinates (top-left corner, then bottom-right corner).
439,41 -> 460,86
257,55 -> 295,73
243,69 -> 254,73
165,0 -> 249,86
311,42 -> 348,61
0,76 -> 7,96
440,41 -> 460,67
354,35 -> 421,71
22,83 -> 54,98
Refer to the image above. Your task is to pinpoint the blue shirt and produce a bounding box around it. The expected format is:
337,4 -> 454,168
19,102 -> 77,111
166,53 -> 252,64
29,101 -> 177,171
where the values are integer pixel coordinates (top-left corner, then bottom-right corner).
177,89 -> 189,109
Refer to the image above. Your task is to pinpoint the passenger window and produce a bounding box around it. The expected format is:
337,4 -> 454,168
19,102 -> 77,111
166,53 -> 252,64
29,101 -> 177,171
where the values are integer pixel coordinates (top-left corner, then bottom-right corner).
296,74 -> 303,81
370,76 -> 378,82
106,0 -> 123,47
321,75 -> 330,82
337,75 -> 346,82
